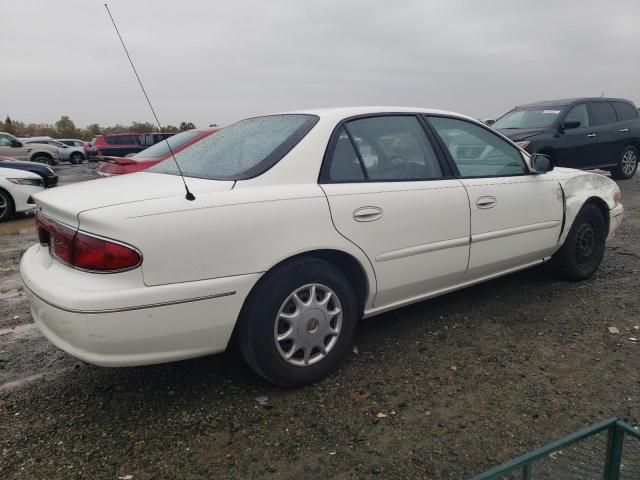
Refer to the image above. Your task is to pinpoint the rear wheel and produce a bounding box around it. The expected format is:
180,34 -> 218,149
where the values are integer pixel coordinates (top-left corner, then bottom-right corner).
70,152 -> 85,164
611,145 -> 638,180
551,203 -> 606,281
237,258 -> 358,387
32,155 -> 56,166
0,189 -> 15,222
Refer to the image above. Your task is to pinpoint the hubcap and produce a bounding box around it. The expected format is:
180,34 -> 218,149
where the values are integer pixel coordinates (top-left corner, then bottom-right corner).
575,222 -> 596,264
622,149 -> 637,176
274,283 -> 342,367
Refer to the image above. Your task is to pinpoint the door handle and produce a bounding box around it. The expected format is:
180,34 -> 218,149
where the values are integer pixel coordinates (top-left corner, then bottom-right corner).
619,128 -> 630,133
587,133 -> 597,138
476,196 -> 497,209
353,206 -> 383,222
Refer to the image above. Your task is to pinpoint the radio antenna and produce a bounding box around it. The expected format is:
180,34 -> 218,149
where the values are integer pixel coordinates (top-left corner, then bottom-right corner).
104,3 -> 195,201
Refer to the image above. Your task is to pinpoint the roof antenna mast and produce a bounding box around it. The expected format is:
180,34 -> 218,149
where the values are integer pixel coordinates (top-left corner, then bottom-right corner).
104,3 -> 195,201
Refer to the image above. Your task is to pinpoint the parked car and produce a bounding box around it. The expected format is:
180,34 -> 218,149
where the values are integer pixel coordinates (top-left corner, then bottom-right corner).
489,97 -> 640,179
0,168 -> 44,222
22,137 -> 86,164
0,156 -> 58,187
88,132 -> 176,161
21,107 -> 623,387
97,127 -> 220,177
0,132 -> 59,165
59,138 -> 91,160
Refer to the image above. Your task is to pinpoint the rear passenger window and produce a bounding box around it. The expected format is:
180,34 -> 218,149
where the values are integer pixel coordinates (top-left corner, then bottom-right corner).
564,104 -> 590,127
589,102 -> 618,125
612,102 -> 638,121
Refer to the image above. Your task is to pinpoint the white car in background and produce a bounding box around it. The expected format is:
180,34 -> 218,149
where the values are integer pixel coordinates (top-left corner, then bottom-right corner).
22,137 -> 86,164
0,168 -> 44,222
21,107 -> 623,386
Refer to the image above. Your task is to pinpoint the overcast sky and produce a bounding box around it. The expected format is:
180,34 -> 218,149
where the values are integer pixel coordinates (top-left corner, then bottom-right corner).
1,0 -> 639,128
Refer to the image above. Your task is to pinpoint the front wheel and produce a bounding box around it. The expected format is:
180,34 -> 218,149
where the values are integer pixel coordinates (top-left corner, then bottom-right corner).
70,152 -> 85,164
0,189 -> 15,222
611,145 -> 638,180
551,203 -> 606,281
237,258 -> 358,387
32,155 -> 57,166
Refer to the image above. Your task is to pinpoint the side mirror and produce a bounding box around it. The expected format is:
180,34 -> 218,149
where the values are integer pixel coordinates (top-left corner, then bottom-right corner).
10,139 -> 22,148
562,120 -> 581,130
484,119 -> 495,126
530,153 -> 554,174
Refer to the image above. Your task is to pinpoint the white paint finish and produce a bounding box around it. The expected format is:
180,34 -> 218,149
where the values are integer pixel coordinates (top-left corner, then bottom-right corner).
19,107 -> 624,368
461,175 -> 564,280
322,180 -> 470,307
0,168 -> 43,214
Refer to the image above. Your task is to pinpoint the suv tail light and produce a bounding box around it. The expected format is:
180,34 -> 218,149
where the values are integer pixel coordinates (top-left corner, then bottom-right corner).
36,213 -> 141,272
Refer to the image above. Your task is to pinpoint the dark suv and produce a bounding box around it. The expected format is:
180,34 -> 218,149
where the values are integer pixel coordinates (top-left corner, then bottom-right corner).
490,97 -> 640,179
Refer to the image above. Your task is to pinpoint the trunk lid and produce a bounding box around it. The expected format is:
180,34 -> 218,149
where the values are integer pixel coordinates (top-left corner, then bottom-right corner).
33,172 -> 234,226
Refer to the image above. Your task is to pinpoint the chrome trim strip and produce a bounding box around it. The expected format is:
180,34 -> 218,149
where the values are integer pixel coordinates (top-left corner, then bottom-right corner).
473,220 -> 561,244
22,282 -> 236,315
376,236 -> 470,262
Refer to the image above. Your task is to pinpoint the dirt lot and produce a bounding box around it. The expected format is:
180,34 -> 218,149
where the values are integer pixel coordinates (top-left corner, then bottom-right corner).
0,165 -> 639,479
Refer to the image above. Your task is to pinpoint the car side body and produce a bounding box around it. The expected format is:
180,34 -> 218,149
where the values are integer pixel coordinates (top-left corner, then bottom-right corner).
0,156 -> 58,187
0,132 -> 60,165
492,97 -> 640,179
20,107 -> 623,385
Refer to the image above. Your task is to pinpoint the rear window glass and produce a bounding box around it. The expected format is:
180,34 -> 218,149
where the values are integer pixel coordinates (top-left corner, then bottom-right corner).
133,130 -> 202,159
150,114 -> 318,180
612,102 -> 638,121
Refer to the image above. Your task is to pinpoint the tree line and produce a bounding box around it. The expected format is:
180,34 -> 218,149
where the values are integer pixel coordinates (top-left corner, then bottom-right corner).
0,115 -> 198,140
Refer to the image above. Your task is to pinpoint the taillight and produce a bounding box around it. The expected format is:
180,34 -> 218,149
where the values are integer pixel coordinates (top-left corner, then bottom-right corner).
35,213 -> 141,272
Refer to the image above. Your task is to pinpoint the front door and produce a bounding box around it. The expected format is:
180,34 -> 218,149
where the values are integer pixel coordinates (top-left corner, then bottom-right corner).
555,103 -> 597,169
320,115 -> 471,308
425,115 -> 564,281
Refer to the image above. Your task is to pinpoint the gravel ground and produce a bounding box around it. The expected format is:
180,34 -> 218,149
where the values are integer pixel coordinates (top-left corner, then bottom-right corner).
0,165 -> 639,479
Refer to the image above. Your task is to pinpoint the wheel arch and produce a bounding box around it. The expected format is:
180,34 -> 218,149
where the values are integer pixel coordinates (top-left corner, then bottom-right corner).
30,152 -> 53,162
583,196 -> 610,235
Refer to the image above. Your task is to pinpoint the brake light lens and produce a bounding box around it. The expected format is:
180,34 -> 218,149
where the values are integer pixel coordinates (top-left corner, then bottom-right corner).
36,213 -> 141,272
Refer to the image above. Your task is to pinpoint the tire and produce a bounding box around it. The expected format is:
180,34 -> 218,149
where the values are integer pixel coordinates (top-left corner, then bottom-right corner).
237,258 -> 358,387
611,145 -> 638,180
32,155 -> 57,166
0,189 -> 15,223
70,152 -> 85,164
551,203 -> 606,281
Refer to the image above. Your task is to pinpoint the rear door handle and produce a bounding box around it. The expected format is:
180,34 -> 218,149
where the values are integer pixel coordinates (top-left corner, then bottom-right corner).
587,133 -> 597,138
476,196 -> 497,209
619,128 -> 630,133
353,206 -> 383,222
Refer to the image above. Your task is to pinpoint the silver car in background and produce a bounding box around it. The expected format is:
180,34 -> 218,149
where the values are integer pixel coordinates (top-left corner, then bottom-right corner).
22,137 -> 86,164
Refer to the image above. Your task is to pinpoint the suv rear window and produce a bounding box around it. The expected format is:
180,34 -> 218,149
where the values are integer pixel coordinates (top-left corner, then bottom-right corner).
589,102 -> 617,125
105,135 -> 142,145
612,102 -> 638,121
149,114 -> 318,180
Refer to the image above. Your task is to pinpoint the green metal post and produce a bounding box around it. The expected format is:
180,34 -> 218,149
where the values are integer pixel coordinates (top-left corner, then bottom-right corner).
522,463 -> 532,480
603,423 -> 624,480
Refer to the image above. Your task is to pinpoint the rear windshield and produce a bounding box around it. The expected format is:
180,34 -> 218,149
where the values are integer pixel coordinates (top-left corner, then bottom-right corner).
149,114 -> 319,180
493,107 -> 563,129
133,130 -> 202,159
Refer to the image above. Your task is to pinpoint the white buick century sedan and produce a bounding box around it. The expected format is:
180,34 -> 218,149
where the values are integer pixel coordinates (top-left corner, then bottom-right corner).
21,107 -> 623,386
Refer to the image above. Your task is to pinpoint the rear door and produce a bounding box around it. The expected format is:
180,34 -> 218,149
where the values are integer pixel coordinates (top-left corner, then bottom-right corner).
587,101 -> 619,167
611,101 -> 640,156
320,114 -> 471,308
425,115 -> 563,281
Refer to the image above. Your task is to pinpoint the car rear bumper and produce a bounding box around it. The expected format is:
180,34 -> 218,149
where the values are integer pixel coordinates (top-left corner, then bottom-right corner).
20,245 -> 260,366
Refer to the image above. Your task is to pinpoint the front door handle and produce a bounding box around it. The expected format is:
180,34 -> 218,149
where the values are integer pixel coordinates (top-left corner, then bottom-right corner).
619,128 -> 630,133
476,196 -> 497,209
353,206 -> 383,222
587,133 -> 597,138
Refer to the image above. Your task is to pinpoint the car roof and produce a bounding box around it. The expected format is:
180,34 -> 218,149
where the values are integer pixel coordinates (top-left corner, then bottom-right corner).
517,97 -> 635,108
276,106 -> 477,123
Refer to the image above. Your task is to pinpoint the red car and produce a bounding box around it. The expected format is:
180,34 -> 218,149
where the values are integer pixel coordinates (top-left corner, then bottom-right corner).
96,127 -> 220,177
